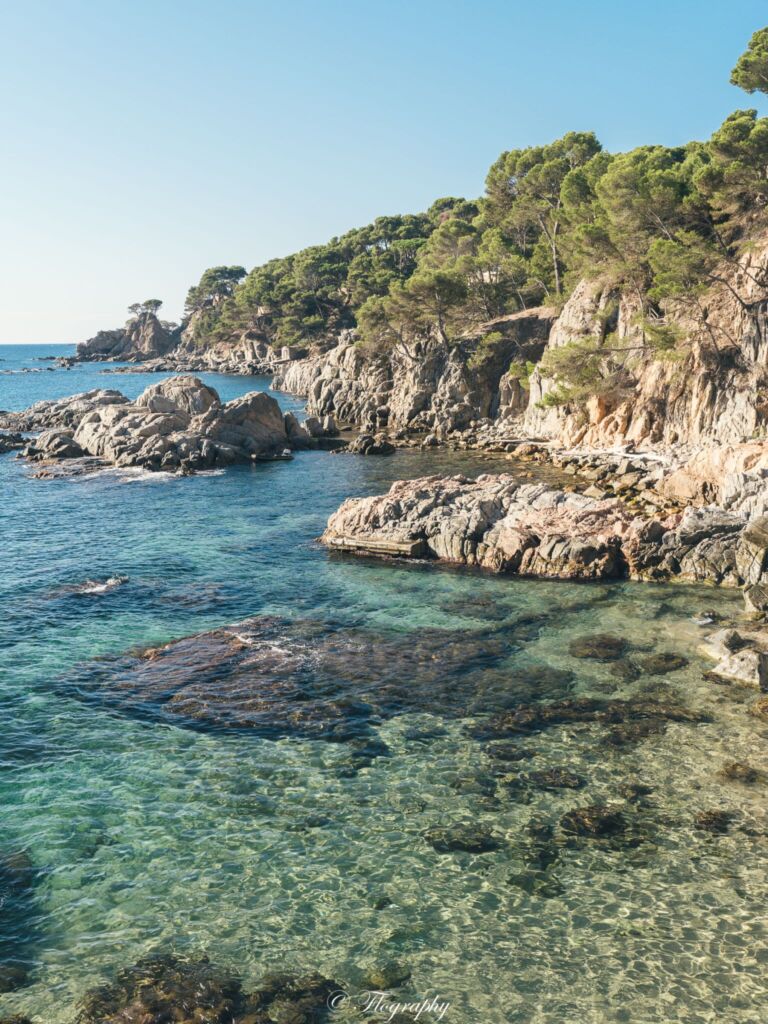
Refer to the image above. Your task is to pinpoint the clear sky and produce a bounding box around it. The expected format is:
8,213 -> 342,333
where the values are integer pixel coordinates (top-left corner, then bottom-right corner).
1,0 -> 766,343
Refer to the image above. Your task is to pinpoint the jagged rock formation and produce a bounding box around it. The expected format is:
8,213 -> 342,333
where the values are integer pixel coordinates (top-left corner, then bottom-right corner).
273,310 -> 554,436
77,313 -> 180,362
77,314 -> 293,376
2,376 -> 309,473
322,474 -> 768,588
272,242 -> 768,460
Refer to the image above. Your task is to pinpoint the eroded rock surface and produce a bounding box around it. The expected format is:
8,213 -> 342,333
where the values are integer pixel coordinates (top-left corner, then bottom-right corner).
2,376 -> 304,473
322,473 -> 768,587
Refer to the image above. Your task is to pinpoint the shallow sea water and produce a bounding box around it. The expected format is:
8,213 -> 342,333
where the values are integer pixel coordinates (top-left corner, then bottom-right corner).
0,344 -> 766,1023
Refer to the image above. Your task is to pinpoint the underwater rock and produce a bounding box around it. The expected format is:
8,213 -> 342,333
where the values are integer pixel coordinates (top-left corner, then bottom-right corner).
694,810 -> 735,834
0,850 -> 38,994
560,805 -> 626,838
362,961 -> 412,989
718,761 -> 767,784
638,652 -> 689,674
247,970 -> 341,1023
480,697 -> 707,737
485,742 -> 537,762
568,634 -> 627,661
0,1017 -> 34,1024
62,615 -> 514,740
603,718 -> 668,748
510,767 -> 585,791
521,821 -> 560,872
618,782 -> 655,802
507,870 -> 565,899
423,824 -> 503,853
750,696 -> 768,720
75,953 -> 245,1024
610,660 -> 641,682
76,953 -> 340,1024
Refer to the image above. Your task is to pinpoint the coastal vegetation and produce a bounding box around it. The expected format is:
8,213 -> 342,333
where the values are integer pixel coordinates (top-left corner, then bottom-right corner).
172,28 -> 768,409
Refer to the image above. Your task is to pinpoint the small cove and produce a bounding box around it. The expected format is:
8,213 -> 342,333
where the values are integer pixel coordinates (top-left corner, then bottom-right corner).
0,345 -> 765,1023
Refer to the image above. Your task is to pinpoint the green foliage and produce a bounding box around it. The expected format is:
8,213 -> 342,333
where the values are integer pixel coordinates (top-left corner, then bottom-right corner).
695,109 -> 768,213
507,359 -> 536,387
537,335 -> 628,408
467,331 -> 505,371
182,23 -> 768,386
731,27 -> 768,94
128,299 -> 163,320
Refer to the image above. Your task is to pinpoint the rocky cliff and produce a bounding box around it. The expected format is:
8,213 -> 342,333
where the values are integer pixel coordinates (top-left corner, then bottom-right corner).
272,240 -> 768,457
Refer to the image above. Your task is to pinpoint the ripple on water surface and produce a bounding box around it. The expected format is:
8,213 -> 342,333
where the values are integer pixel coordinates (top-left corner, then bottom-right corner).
1,348 -> 767,1023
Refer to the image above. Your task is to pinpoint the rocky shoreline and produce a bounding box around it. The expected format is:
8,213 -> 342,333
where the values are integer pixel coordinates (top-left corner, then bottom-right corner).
0,375 -> 319,474
321,473 -> 768,613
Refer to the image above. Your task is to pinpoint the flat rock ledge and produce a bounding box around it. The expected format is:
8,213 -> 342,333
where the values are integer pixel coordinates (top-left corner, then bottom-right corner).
321,473 -> 768,590
0,375 -> 316,474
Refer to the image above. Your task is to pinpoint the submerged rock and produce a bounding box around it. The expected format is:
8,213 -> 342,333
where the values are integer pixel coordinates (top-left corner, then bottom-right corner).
618,782 -> 655,802
718,761 -> 767,785
560,805 -> 626,838
638,652 -> 689,674
423,824 -> 503,853
362,961 -> 412,989
569,634 -> 627,661
694,810 -> 735,834
485,742 -> 537,762
510,767 -> 585,791
0,850 -> 38,994
479,697 -> 707,738
61,615 -> 516,739
76,952 -> 340,1024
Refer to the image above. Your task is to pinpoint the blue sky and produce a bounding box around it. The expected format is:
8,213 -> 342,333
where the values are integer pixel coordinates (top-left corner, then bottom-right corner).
1,0 -> 766,343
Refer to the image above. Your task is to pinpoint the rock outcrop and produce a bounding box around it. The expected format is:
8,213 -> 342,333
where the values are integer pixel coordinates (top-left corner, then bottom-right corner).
273,309 -> 554,436
77,313 -> 179,362
322,473 -> 768,587
3,376 -> 307,473
271,243 -> 768,459
77,313 -> 289,376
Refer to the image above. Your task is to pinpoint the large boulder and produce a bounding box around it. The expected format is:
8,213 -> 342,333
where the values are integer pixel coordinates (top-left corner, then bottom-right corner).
136,375 -> 219,416
322,475 -> 637,580
193,391 -> 288,456
9,380 -> 293,473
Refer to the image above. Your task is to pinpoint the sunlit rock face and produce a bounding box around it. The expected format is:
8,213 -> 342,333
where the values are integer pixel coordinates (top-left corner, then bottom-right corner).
3,376 -> 296,472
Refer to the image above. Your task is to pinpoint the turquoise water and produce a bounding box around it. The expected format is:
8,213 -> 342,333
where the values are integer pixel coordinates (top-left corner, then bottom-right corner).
1,344 -> 767,1023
